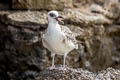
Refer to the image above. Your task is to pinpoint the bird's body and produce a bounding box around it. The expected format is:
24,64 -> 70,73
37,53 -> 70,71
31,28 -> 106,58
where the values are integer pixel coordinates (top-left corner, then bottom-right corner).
42,23 -> 77,55
42,11 -> 78,67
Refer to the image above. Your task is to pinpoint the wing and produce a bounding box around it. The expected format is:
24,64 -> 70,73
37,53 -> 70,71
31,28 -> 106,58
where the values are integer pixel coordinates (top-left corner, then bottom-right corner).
42,34 -> 54,52
60,25 -> 78,49
41,34 -> 48,49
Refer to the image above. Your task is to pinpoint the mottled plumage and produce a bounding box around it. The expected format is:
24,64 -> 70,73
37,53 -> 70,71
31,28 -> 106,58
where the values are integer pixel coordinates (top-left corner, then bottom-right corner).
60,25 -> 78,49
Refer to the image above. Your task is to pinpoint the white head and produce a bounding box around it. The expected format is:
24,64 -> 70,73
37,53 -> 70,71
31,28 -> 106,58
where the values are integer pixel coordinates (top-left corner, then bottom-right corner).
47,10 -> 64,23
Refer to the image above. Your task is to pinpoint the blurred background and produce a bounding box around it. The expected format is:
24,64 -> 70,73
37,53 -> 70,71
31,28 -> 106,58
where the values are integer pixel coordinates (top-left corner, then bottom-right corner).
0,0 -> 109,10
0,0 -> 120,80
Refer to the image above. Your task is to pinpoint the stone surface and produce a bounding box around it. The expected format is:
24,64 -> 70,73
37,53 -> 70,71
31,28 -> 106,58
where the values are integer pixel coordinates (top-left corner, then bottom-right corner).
61,9 -> 112,26
0,11 -> 47,30
12,0 -> 72,10
0,11 -> 47,80
89,0 -> 120,19
36,66 -> 120,80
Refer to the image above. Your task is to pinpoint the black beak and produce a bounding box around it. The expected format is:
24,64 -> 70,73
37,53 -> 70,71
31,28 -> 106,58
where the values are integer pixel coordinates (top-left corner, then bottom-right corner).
55,16 -> 64,24
57,16 -> 64,19
55,16 -> 64,21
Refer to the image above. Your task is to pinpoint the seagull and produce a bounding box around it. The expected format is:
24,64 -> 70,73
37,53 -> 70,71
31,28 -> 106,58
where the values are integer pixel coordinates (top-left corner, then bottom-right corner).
42,11 -> 78,68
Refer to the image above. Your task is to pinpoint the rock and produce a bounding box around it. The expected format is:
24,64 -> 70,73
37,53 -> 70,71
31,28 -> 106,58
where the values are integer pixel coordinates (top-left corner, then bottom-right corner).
61,9 -> 112,26
89,3 -> 106,13
89,0 -> 120,20
12,0 -> 72,10
0,11 -> 47,30
0,11 -> 47,80
36,66 -> 120,80
36,66 -> 95,80
0,11 -> 48,44
96,68 -> 120,80
0,10 -> 112,29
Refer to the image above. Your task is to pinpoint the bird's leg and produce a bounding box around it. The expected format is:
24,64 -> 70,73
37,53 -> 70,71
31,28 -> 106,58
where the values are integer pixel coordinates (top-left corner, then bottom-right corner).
63,53 -> 68,67
51,53 -> 55,68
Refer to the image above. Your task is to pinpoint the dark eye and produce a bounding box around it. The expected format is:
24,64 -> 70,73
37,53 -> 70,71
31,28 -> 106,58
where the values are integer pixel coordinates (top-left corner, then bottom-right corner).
49,13 -> 55,17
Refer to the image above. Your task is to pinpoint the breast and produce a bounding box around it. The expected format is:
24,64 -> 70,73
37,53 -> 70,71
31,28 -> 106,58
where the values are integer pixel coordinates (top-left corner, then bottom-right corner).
43,25 -> 75,55
45,34 -> 74,55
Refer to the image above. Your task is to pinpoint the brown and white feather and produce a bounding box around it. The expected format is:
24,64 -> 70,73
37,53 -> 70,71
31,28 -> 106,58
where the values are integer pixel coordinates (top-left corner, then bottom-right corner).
60,25 -> 78,49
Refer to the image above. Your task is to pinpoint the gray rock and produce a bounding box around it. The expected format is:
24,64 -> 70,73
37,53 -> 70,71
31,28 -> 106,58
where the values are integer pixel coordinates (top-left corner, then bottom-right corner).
61,9 -> 112,26
0,11 -> 47,80
36,66 -> 120,80
0,11 -> 47,30
89,0 -> 120,20
36,66 -> 95,80
12,0 -> 72,10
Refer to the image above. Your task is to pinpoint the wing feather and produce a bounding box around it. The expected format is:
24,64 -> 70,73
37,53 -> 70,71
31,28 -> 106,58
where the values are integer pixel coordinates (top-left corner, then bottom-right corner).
60,25 -> 78,49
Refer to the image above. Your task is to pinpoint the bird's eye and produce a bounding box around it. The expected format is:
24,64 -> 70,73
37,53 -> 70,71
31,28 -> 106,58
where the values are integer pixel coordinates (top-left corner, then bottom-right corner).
49,13 -> 55,17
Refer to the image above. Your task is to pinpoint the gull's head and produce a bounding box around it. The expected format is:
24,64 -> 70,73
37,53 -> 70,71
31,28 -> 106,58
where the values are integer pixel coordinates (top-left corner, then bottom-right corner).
47,10 -> 64,23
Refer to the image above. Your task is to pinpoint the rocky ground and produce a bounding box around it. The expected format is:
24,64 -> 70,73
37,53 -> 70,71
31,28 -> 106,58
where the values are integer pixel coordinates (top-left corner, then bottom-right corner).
36,65 -> 120,80
0,0 -> 120,80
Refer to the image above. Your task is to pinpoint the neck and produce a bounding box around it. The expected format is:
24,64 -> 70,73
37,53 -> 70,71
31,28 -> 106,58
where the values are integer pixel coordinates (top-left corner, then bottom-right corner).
47,22 -> 60,31
49,21 -> 58,24
48,22 -> 59,27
